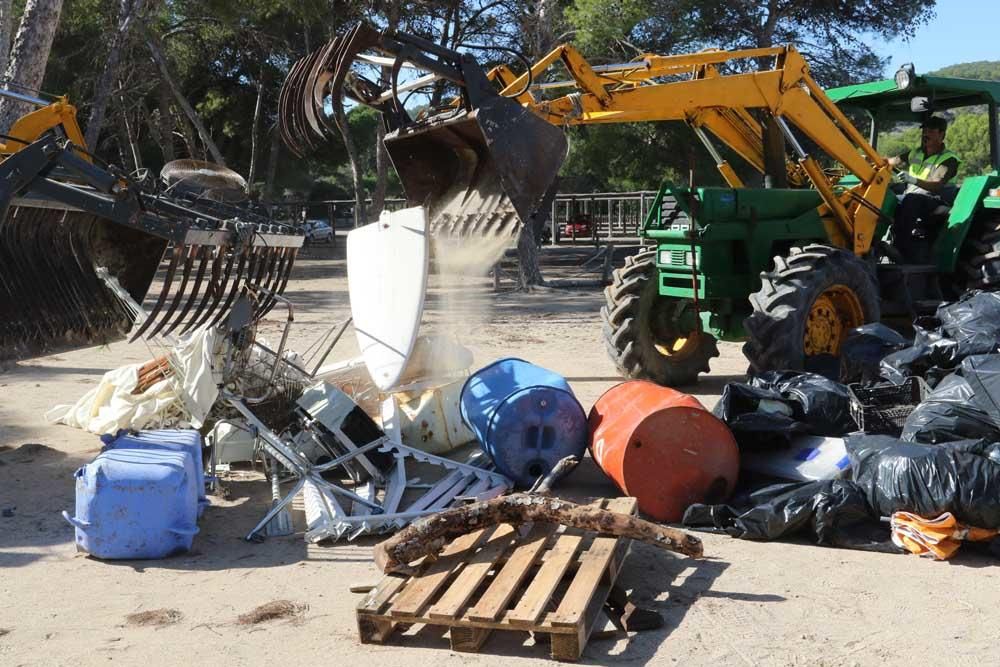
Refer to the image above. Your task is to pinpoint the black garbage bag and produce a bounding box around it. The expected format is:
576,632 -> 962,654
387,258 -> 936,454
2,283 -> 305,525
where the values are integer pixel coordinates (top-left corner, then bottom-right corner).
847,434 -> 1000,528
840,323 -> 909,384
682,480 -> 892,550
901,356 -> 1000,443
880,318 -> 959,387
961,353 -> 1000,415
901,372 -> 989,442
715,372 -> 855,449
937,291 -> 1000,358
713,382 -> 806,450
752,371 -> 856,436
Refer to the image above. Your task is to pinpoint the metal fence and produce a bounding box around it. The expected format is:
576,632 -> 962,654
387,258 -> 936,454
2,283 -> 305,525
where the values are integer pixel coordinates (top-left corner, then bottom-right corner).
263,191 -> 657,246
549,191 -> 656,245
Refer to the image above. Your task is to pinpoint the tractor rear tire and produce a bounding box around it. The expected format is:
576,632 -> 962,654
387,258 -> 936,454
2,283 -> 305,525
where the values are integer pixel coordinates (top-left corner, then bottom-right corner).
601,247 -> 719,387
743,244 -> 880,375
959,213 -> 1000,290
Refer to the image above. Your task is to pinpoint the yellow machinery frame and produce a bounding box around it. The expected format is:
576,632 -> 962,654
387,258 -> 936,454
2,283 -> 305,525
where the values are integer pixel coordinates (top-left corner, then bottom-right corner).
487,44 -> 894,256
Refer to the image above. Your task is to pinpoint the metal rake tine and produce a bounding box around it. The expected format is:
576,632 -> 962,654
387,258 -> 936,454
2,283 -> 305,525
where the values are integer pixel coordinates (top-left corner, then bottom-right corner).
187,244 -> 234,334
259,248 -> 298,318
162,244 -> 211,337
210,246 -> 257,328
130,243 -> 185,342
145,244 -> 199,339
252,248 -> 283,318
256,248 -> 289,317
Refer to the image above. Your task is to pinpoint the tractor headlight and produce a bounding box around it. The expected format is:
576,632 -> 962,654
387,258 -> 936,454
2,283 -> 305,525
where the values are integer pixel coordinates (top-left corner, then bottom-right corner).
895,63 -> 915,91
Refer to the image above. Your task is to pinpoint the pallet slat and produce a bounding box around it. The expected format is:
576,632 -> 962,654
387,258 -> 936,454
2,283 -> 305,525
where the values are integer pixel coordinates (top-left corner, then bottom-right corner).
390,527 -> 492,618
467,523 -> 553,622
506,533 -> 583,628
428,524 -> 517,620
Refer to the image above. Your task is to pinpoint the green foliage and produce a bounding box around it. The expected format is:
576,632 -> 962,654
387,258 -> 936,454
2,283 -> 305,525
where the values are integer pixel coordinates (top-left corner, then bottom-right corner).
931,61 -> 1000,81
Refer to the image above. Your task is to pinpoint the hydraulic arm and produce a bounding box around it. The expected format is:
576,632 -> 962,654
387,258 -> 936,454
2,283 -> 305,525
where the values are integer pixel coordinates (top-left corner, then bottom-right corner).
278,23 -> 893,255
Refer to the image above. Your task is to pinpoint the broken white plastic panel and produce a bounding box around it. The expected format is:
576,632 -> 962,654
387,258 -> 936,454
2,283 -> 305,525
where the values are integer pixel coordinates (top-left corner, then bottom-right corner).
741,435 -> 850,482
347,206 -> 429,391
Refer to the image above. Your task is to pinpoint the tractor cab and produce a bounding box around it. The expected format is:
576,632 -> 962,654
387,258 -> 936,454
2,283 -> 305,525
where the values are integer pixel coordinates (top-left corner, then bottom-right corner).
828,68 -> 1000,294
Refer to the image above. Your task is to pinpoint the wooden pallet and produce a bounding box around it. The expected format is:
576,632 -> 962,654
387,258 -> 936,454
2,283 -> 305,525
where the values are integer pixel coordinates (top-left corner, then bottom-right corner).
356,497 -> 637,661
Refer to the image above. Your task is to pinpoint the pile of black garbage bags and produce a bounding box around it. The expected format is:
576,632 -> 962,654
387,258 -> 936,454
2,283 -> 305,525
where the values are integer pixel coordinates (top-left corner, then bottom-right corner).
684,291 -> 1000,555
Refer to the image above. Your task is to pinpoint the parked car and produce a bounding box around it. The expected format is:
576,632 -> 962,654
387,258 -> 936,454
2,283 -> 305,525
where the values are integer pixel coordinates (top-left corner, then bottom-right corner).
303,219 -> 334,244
562,213 -> 593,240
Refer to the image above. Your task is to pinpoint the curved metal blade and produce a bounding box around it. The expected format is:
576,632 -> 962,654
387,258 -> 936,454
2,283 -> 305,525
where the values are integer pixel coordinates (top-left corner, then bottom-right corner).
130,243 -> 184,342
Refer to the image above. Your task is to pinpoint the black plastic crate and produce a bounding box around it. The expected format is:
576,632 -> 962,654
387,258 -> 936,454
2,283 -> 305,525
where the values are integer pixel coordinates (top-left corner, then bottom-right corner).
848,377 -> 930,435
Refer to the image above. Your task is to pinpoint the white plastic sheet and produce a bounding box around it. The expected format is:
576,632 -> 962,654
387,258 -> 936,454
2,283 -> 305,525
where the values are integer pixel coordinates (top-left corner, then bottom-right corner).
46,328 -> 222,434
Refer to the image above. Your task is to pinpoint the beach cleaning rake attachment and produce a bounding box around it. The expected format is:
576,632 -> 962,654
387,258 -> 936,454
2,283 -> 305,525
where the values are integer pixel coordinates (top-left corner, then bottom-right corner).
0,135 -> 303,360
277,22 -> 566,241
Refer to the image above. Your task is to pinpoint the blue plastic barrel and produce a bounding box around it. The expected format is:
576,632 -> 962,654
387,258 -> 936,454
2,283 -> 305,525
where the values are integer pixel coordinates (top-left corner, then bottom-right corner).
460,358 -> 587,487
101,429 -> 208,516
63,448 -> 199,559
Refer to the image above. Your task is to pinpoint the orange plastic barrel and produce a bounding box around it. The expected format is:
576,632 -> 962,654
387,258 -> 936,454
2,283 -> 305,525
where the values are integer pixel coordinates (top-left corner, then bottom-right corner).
588,380 -> 739,522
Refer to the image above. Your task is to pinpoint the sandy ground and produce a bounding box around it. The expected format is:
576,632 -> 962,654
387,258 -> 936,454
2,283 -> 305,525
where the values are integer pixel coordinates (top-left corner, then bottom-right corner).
1,240 -> 998,667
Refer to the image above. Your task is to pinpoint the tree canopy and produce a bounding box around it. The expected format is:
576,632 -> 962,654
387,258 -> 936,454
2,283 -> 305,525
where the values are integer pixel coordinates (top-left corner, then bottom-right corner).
11,0 -> 973,205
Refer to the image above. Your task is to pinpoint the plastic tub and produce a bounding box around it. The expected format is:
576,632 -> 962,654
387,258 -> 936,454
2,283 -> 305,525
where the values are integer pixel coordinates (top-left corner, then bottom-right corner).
101,429 -> 207,516
63,448 -> 199,559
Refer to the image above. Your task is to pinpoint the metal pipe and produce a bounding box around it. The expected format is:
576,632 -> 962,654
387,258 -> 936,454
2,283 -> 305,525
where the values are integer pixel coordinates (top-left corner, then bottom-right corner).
692,126 -> 725,165
260,288 -> 294,384
775,117 -> 808,159
355,53 -> 421,69
309,316 -> 353,377
0,87 -> 49,107
376,72 -> 440,103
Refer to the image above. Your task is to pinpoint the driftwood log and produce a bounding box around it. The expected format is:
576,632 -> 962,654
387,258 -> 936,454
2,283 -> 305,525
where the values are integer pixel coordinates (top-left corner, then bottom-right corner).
373,493 -> 704,574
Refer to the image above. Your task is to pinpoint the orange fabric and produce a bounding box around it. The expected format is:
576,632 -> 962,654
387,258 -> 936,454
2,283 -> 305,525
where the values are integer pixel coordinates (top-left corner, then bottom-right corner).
890,511 -> 999,560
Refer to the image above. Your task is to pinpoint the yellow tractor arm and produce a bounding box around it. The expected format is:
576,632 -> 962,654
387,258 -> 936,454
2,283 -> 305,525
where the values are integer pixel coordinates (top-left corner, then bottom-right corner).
494,44 -> 893,254
0,94 -> 90,161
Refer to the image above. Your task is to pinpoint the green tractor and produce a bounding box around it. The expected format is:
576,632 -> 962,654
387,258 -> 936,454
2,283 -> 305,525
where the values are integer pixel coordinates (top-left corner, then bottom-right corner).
603,67 -> 1000,385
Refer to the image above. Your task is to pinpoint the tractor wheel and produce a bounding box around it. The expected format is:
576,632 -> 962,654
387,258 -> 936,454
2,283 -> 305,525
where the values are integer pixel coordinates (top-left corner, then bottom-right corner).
958,213 -> 1000,290
743,244 -> 880,375
601,248 -> 719,386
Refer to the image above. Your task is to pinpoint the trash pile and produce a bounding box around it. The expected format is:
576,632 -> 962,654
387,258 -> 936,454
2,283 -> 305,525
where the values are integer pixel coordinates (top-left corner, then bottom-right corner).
684,290 -> 1000,561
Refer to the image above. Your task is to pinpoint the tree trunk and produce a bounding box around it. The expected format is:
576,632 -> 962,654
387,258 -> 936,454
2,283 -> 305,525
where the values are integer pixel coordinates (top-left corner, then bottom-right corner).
370,120 -> 388,217
0,0 -> 14,76
373,493 -> 704,575
513,0 -> 561,289
369,5 -> 400,219
84,0 -> 146,150
264,124 -> 280,200
172,105 -> 196,159
140,20 -> 226,166
115,89 -> 141,172
0,0 -> 65,132
517,223 -> 543,288
333,100 -> 365,226
156,80 -> 174,161
246,64 -> 265,196
138,97 -> 169,163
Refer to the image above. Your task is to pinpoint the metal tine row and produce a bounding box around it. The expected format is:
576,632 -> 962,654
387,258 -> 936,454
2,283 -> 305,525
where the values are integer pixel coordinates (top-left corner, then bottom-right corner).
129,243 -> 297,343
1,208 -> 132,357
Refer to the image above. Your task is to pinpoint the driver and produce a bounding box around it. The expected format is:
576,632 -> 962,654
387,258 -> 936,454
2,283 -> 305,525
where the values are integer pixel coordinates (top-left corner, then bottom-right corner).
887,115 -> 961,262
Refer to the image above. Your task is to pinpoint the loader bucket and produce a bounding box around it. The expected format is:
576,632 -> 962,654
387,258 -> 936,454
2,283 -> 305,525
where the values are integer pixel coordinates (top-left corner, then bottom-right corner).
277,22 -> 568,240
385,94 -> 567,238
0,136 -> 304,363
0,205 -> 166,361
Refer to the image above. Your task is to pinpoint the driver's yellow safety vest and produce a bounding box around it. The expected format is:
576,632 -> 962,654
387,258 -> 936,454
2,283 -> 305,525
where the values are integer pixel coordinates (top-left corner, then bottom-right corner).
908,148 -> 961,179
